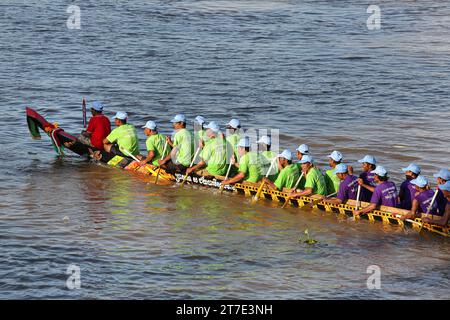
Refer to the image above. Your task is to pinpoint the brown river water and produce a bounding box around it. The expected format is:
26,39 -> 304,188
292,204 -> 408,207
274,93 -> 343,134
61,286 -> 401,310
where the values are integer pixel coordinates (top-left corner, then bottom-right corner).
0,0 -> 449,299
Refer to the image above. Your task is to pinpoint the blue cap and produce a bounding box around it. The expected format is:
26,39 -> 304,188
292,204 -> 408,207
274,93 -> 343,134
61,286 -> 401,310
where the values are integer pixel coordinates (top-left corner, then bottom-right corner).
113,111 -> 128,120
277,149 -> 293,161
371,166 -> 387,177
410,176 -> 428,188
257,135 -> 271,145
296,144 -> 309,154
91,101 -> 103,112
433,168 -> 450,180
299,155 -> 314,164
439,181 -> 450,192
335,163 -> 348,174
402,163 -> 421,175
170,114 -> 186,123
195,116 -> 205,125
227,119 -> 241,129
237,137 -> 250,148
142,120 -> 157,130
358,155 -> 376,165
204,121 -> 220,133
328,150 -> 343,162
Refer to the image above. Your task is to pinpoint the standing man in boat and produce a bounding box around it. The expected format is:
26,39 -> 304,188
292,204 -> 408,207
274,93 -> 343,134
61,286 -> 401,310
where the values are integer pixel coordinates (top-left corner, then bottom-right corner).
138,120 -> 171,166
158,114 -> 194,174
399,176 -> 447,222
322,163 -> 358,205
262,149 -> 299,191
103,111 -> 139,157
77,101 -> 111,150
258,135 -> 278,182
357,155 -> 377,202
225,119 -> 242,159
221,137 -> 261,185
422,181 -> 450,226
288,155 -> 327,198
353,166 -> 398,217
399,163 -> 421,210
185,121 -> 227,177
324,150 -> 345,195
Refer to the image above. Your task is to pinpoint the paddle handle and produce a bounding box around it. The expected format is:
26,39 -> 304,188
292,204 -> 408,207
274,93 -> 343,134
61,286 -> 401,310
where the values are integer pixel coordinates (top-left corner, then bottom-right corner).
426,188 -> 439,214
356,185 -> 361,210
82,98 -> 87,128
155,140 -> 169,185
220,159 -> 233,193
180,146 -> 202,187
281,172 -> 304,209
253,157 -> 278,202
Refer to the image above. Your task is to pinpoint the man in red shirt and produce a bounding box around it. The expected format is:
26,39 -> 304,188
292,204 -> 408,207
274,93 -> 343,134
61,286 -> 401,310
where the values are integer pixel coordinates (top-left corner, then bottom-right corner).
78,101 -> 111,150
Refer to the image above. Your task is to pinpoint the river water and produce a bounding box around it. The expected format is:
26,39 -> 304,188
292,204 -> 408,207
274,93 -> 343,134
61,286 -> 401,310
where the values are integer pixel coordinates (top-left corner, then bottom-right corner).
1,0 -> 449,299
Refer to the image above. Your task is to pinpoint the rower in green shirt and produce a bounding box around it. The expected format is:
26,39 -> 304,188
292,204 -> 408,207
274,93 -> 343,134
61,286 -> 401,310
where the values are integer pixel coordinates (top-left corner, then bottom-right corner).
263,149 -> 300,191
294,144 -> 310,190
158,114 -> 194,173
289,155 -> 327,198
186,121 -> 227,176
324,150 -> 352,194
103,111 -> 139,156
221,137 -> 262,185
194,115 -> 207,147
225,118 -> 241,159
138,120 -> 171,166
258,135 -> 278,182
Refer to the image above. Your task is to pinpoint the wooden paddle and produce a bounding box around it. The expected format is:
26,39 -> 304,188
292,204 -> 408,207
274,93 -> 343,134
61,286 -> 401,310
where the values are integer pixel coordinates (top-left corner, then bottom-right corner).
122,148 -> 156,175
82,98 -> 87,128
419,187 -> 440,232
154,140 -> 169,185
306,191 -> 338,208
180,146 -> 202,187
252,156 -> 278,203
219,158 -> 234,194
281,172 -> 304,208
355,185 -> 361,210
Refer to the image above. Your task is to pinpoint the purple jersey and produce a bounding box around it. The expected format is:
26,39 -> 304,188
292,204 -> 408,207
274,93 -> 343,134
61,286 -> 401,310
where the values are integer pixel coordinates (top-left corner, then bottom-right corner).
399,179 -> 417,210
415,189 -> 447,216
370,181 -> 398,208
359,171 -> 376,202
337,175 -> 359,202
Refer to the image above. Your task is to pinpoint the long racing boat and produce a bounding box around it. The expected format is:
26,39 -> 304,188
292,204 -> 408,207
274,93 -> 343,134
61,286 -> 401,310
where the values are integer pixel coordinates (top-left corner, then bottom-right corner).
26,107 -> 450,238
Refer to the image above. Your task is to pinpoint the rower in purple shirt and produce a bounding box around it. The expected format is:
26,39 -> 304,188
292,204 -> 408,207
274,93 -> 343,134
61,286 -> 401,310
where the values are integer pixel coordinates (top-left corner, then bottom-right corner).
421,181 -> 450,226
323,163 -> 358,205
399,176 -> 447,221
353,166 -> 398,217
357,155 -> 377,202
398,163 -> 421,210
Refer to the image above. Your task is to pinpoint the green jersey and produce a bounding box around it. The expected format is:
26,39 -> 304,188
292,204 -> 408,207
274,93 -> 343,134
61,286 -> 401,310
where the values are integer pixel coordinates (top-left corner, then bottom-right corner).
260,150 -> 278,182
325,168 -> 341,194
173,128 -> 194,167
274,163 -> 300,190
200,137 -> 227,175
239,151 -> 261,183
146,133 -> 171,166
304,166 -> 328,196
106,124 -> 139,156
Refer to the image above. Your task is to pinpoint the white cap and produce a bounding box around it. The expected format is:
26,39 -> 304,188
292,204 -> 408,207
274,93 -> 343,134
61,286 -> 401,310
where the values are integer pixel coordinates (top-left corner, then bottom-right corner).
299,155 -> 314,164
114,111 -> 128,121
335,163 -> 348,174
257,135 -> 271,145
91,101 -> 104,112
237,137 -> 250,148
402,163 -> 421,175
142,120 -> 157,130
328,150 -> 343,162
204,121 -> 220,133
410,176 -> 428,188
371,166 -> 388,177
195,116 -> 205,125
227,119 -> 241,129
170,114 -> 186,123
358,155 -> 376,165
277,149 -> 292,161
296,144 -> 309,154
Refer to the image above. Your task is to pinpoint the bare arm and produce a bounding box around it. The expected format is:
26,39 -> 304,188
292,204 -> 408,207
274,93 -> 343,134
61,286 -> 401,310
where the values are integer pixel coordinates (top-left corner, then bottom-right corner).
290,188 -> 313,198
358,178 -> 375,193
222,172 -> 245,185
353,203 -> 377,216
186,160 -> 206,175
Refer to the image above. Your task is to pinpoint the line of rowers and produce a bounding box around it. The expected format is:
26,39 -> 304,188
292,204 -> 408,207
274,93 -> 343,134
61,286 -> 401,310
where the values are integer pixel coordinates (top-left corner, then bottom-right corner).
77,102 -> 450,226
